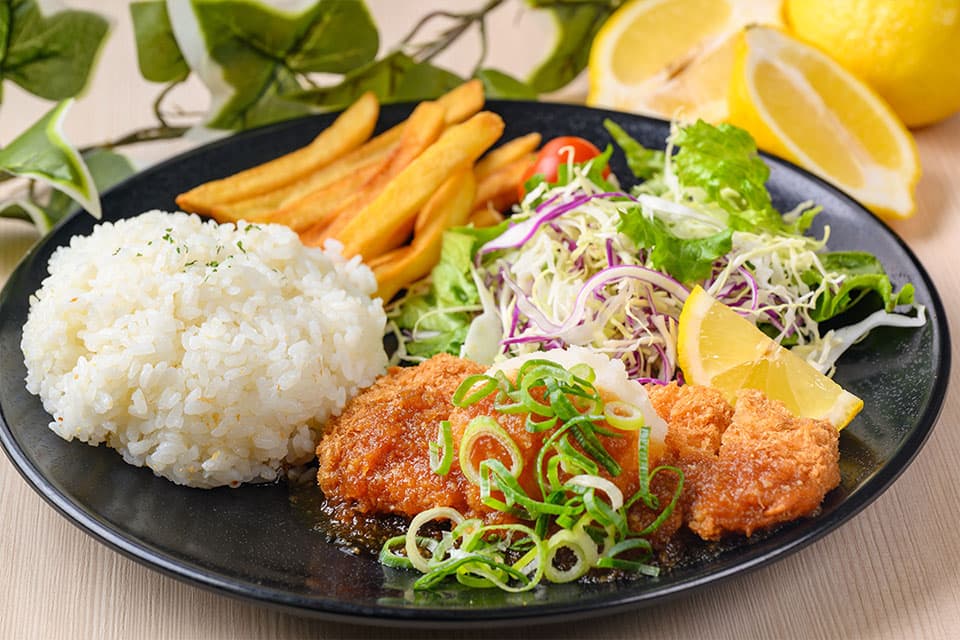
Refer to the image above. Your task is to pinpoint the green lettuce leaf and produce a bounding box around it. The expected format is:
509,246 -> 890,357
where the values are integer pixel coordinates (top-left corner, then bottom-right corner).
394,223 -> 506,358
669,120 -> 788,232
603,119 -> 664,181
618,206 -> 732,284
805,251 -> 915,321
1,0 -> 108,102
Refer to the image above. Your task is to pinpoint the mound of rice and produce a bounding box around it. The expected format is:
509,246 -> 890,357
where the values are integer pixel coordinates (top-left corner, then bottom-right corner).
21,210 -> 387,488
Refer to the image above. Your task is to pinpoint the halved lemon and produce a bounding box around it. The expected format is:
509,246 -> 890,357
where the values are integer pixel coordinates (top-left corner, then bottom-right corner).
727,25 -> 920,219
677,286 -> 863,429
586,0 -> 783,122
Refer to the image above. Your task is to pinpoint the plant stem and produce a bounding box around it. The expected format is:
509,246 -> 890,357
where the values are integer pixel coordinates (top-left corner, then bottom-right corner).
401,0 -> 506,66
79,125 -> 190,154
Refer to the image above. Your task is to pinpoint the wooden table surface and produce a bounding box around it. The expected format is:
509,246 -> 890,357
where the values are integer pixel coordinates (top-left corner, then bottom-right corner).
2,4 -> 958,639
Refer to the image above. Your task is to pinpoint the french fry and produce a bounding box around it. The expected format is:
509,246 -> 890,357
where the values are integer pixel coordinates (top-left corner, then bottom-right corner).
265,161 -> 384,232
472,153 -> 535,213
176,81 -> 486,224
373,170 -> 476,301
435,79 -> 485,124
209,189 -> 291,223
206,118 -> 398,223
336,111 -> 505,261
300,100 -> 449,247
474,132 -> 540,181
176,92 -> 379,217
467,206 -> 505,228
373,79 -> 484,140
275,125 -> 399,209
269,81 -> 484,228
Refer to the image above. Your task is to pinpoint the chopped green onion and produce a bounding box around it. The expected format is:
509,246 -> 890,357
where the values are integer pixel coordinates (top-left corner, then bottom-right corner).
428,420 -> 454,475
626,424 -> 657,510
452,374 -> 498,407
582,489 -> 627,536
603,400 -> 646,431
414,554 -> 530,591
386,359 -> 675,591
479,459 -> 577,519
596,538 -> 659,575
566,475 -> 624,511
405,507 -> 465,572
459,416 -> 523,485
524,413 -> 559,433
570,419 -> 621,476
544,527 -> 598,583
379,535 -> 414,569
569,362 -> 596,384
632,465 -> 684,536
555,435 -> 600,477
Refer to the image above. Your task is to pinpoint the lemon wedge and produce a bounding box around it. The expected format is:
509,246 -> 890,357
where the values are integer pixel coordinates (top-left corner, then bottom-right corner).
727,25 -> 920,220
785,0 -> 960,128
586,0 -> 783,121
677,286 -> 863,429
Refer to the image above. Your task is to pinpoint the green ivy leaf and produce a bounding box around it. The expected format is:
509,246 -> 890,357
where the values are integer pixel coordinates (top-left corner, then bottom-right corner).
290,51 -> 463,110
527,2 -> 614,93
0,3 -> 10,74
130,1 -> 188,83
284,1 -> 381,73
1,147 -> 134,232
475,68 -> 537,100
175,0 -> 379,130
0,199 -> 50,233
45,148 -> 135,223
0,100 -> 100,220
1,0 -> 108,101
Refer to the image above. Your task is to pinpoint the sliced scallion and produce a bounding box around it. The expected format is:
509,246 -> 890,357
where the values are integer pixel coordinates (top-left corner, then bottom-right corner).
603,400 -> 646,431
428,420 -> 454,475
458,415 -> 523,485
543,528 -> 598,583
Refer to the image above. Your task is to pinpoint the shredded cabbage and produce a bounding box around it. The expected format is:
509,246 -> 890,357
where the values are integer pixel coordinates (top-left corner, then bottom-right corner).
390,119 -> 923,381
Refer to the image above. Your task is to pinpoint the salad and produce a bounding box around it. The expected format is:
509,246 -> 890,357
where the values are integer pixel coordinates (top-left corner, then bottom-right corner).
387,119 -> 924,382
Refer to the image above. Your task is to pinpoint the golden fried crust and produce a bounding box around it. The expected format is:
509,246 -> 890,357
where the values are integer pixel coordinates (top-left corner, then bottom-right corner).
316,353 -> 485,517
646,382 -> 733,518
647,382 -> 733,457
686,389 -> 840,540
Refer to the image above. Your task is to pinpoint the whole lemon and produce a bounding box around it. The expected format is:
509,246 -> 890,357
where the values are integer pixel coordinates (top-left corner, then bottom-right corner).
785,0 -> 960,127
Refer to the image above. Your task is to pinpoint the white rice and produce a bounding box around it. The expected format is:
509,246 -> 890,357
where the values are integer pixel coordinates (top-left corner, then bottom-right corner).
21,210 -> 388,488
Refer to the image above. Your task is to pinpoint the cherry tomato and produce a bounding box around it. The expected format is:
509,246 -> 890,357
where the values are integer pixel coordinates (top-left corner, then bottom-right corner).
518,136 -> 610,200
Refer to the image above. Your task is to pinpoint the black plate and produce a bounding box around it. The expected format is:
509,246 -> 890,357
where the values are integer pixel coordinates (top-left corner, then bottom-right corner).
0,101 -> 951,627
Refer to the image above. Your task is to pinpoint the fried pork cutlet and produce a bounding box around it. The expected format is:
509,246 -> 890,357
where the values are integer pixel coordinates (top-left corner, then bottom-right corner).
318,353 -> 680,533
317,354 -> 682,542
316,353 -> 485,517
647,382 -> 840,540
318,355 -> 840,543
686,389 -> 840,539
